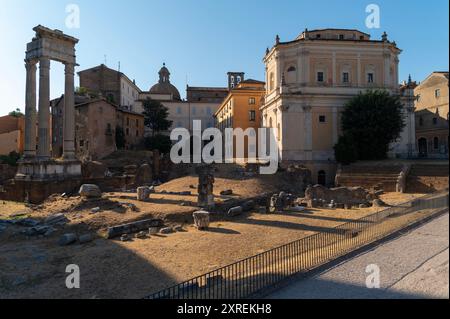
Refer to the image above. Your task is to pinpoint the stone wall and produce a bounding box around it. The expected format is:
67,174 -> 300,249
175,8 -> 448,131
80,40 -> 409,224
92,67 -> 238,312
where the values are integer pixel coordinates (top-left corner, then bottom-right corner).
0,164 -> 17,184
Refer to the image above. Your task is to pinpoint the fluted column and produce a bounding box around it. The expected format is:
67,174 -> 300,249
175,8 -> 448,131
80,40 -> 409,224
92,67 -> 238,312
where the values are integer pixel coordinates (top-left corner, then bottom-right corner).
37,57 -> 51,159
63,62 -> 76,159
24,60 -> 37,158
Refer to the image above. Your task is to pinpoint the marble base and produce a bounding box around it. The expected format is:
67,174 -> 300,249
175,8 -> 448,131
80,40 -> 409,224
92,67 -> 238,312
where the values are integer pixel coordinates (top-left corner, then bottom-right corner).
15,158 -> 81,181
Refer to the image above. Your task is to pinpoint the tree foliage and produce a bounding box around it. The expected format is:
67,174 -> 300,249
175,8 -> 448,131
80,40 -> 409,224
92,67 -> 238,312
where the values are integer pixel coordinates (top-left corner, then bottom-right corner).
143,134 -> 172,154
334,134 -> 359,165
142,98 -> 173,136
115,126 -> 125,150
0,151 -> 21,166
335,90 -> 405,163
8,108 -> 24,117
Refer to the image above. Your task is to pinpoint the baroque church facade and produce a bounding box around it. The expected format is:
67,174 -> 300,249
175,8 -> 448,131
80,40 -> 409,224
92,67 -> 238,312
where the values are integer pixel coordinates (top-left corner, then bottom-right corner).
261,28 -> 417,185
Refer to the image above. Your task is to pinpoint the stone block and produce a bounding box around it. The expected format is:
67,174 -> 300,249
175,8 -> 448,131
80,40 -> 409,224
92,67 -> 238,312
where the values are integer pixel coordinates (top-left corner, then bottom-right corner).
193,210 -> 210,230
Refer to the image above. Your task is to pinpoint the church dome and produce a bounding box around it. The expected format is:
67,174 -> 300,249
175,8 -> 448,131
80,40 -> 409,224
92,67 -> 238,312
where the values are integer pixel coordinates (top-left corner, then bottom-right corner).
149,63 -> 181,101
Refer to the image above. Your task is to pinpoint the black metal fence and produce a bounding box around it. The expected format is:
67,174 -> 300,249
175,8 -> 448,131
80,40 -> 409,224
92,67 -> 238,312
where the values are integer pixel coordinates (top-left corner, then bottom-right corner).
145,191 -> 449,299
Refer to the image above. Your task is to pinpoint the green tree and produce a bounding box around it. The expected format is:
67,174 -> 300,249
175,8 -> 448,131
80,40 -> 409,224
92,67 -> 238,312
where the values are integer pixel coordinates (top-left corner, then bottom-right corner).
334,134 -> 359,165
0,151 -> 21,166
335,90 -> 405,163
144,134 -> 172,154
115,126 -> 125,149
8,108 -> 24,117
142,98 -> 173,136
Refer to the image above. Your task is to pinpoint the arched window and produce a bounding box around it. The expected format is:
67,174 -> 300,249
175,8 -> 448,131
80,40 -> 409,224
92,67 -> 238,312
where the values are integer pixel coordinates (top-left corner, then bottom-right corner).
286,66 -> 297,84
318,170 -> 326,186
269,117 -> 273,128
287,66 -> 296,72
433,137 -> 439,150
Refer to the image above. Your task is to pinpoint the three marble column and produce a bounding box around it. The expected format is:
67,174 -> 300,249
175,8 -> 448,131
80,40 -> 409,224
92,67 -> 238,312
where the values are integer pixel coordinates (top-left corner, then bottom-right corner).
23,57 -> 76,160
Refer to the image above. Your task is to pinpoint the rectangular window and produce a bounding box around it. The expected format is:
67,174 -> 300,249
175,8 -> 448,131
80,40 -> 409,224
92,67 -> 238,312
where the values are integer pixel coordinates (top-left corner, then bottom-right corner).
368,73 -> 374,83
126,128 -> 129,136
343,72 -> 349,83
317,72 -> 324,82
435,89 -> 441,98
249,97 -> 256,105
136,119 -> 139,127
319,115 -> 326,123
339,34 -> 344,40
249,110 -> 256,122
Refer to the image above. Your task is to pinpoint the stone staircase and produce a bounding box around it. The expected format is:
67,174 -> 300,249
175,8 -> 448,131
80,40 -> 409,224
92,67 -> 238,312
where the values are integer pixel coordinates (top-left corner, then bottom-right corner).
336,164 -> 403,192
406,164 -> 449,193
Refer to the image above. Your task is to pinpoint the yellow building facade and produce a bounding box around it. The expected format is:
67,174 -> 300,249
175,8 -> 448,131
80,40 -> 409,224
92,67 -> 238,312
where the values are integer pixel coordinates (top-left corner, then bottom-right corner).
215,80 -> 265,159
414,72 -> 449,158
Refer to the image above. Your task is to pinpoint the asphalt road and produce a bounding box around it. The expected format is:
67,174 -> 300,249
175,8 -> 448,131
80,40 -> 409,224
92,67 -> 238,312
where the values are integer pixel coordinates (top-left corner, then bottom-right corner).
268,212 -> 449,299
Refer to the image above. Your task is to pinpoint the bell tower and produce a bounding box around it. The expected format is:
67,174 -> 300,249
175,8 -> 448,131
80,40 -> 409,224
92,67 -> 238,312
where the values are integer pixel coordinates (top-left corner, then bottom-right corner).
227,72 -> 245,89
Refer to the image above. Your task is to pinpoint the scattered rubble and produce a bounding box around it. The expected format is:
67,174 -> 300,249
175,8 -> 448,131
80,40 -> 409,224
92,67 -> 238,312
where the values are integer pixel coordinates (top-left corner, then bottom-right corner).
269,192 -> 296,212
227,206 -> 243,217
58,233 -> 77,246
135,231 -> 147,239
79,234 -> 94,244
23,225 -> 53,237
220,190 -> 233,196
174,225 -> 183,232
91,207 -> 101,214
106,219 -> 163,239
45,213 -> 69,226
372,198 -> 389,208
120,234 -> 130,242
160,227 -> 173,234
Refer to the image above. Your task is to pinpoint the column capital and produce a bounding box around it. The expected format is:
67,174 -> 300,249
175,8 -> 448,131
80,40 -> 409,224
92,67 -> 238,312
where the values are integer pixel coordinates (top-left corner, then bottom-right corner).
64,62 -> 75,74
302,105 -> 312,112
24,59 -> 38,68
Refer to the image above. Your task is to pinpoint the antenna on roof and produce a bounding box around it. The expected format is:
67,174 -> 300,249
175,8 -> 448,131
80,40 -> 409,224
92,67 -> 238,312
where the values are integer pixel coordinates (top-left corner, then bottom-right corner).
118,61 -> 121,72
104,55 -> 107,66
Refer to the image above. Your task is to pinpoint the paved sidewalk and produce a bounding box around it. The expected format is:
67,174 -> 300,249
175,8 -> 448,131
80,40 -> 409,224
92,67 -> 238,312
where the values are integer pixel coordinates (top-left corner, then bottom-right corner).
268,213 -> 449,299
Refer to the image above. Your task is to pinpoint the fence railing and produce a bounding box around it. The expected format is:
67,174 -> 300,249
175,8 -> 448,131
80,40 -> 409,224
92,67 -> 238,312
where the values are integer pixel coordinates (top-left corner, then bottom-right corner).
145,191 -> 449,299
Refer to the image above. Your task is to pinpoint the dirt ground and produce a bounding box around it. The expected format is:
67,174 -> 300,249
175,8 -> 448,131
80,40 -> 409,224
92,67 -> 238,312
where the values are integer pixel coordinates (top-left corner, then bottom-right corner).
0,174 -> 424,300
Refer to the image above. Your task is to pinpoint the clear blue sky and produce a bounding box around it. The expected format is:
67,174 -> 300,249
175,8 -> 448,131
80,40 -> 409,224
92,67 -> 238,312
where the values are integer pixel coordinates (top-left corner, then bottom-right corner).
0,0 -> 448,116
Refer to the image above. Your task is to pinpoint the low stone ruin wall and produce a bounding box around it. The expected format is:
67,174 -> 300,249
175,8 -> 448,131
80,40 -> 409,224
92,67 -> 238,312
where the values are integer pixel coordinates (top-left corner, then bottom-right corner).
304,185 -> 372,206
0,164 -> 17,184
